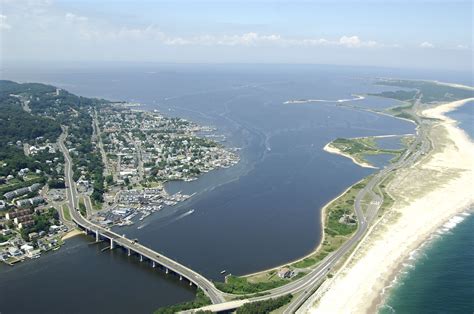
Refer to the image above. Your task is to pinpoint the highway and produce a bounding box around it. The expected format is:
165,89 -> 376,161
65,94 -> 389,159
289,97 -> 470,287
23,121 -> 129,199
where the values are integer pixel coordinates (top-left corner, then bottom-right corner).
280,96 -> 429,313
58,127 -> 226,304
58,94 -> 429,312
189,100 -> 429,313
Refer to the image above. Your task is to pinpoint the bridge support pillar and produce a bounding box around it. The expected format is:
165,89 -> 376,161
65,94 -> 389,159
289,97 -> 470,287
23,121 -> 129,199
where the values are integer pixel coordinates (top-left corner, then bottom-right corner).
140,255 -> 143,262
110,238 -> 115,250
95,230 -> 99,242
189,282 -> 192,286
179,275 -> 182,281
152,261 -> 156,268
165,268 -> 169,274
128,248 -> 131,256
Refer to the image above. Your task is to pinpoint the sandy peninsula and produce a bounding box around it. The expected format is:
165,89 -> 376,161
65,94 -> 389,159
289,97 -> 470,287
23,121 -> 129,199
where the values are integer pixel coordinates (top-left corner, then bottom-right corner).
323,142 -> 377,169
304,97 -> 474,313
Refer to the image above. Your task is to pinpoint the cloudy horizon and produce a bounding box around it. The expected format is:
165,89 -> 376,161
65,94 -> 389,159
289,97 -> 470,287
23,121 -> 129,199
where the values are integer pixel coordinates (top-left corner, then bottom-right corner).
0,0 -> 472,71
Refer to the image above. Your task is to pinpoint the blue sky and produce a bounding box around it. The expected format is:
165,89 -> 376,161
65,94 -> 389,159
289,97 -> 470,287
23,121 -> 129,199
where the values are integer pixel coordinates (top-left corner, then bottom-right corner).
1,0 -> 472,70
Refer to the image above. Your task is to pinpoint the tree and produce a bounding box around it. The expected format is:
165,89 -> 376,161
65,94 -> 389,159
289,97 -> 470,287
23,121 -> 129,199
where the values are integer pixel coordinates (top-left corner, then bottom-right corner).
106,175 -> 114,185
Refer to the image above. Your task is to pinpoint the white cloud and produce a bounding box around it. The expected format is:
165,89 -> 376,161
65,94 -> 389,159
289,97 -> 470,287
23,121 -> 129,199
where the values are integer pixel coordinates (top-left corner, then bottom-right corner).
65,12 -> 88,23
339,35 -> 360,47
158,32 -> 380,48
419,41 -> 434,48
0,14 -> 12,30
338,35 -> 378,48
0,0 -> 387,49
456,44 -> 469,50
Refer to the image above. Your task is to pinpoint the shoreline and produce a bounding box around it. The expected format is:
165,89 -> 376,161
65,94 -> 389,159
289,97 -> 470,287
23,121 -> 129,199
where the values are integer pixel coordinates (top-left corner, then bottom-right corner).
374,209 -> 473,312
61,229 -> 83,241
309,97 -> 474,313
242,177 -> 367,278
323,142 -> 377,169
242,126 -> 412,279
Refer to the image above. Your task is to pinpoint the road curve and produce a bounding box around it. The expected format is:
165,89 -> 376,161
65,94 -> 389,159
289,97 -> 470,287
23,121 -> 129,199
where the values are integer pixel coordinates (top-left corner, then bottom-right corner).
59,94 -> 428,313
58,127 -> 225,304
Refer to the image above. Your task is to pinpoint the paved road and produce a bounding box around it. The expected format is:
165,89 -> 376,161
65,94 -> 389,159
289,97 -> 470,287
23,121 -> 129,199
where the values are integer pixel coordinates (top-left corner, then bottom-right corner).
93,110 -> 109,176
283,97 -> 429,313
58,127 -> 225,304
58,93 -> 430,313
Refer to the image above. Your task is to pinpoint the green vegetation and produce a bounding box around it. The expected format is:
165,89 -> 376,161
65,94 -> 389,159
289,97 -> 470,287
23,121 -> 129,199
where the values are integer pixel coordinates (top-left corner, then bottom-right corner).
0,176 -> 44,197
233,292 -> 271,300
62,204 -> 72,221
330,137 -> 403,167
236,294 -> 293,314
241,177 -> 371,286
1,80 -> 107,205
105,174 -> 114,185
293,252 -> 329,269
0,234 -> 10,242
385,101 -> 417,122
215,275 -> 286,294
375,79 -> 474,103
20,207 -> 59,240
291,177 -> 371,269
215,273 -> 305,295
153,289 -> 211,314
78,198 -> 87,216
48,178 -> 66,189
0,82 -> 62,148
369,90 -> 417,101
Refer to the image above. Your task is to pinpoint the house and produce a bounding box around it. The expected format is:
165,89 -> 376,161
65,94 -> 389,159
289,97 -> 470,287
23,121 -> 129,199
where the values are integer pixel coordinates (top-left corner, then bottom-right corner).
28,232 -> 39,240
14,215 -> 34,226
1,229 -> 12,236
49,225 -> 61,233
16,196 -> 45,208
20,244 -> 34,253
6,209 -> 32,220
8,247 -> 22,257
277,267 -> 294,279
18,168 -> 30,177
4,183 -> 41,200
6,208 -> 34,230
18,220 -> 35,229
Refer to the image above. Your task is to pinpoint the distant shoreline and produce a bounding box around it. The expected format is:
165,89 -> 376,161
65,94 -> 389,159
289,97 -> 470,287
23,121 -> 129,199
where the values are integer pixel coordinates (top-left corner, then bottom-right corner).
283,94 -> 365,104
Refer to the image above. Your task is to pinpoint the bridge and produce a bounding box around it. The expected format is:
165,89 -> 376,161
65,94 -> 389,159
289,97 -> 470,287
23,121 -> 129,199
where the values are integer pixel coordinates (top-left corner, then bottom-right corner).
58,94 -> 430,313
58,128 -> 225,304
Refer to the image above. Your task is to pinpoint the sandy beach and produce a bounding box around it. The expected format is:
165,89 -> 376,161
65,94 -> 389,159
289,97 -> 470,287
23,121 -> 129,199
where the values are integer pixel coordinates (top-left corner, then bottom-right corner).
323,142 -> 377,169
305,97 -> 474,313
61,229 -> 83,241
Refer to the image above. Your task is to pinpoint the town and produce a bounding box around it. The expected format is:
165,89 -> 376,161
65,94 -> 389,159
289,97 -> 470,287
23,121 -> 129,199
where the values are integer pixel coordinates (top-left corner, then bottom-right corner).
90,105 -> 239,227
0,81 -> 239,266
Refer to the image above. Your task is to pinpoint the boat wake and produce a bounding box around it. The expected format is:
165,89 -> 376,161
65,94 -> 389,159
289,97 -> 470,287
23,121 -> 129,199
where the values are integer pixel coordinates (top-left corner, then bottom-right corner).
137,223 -> 148,230
177,209 -> 195,220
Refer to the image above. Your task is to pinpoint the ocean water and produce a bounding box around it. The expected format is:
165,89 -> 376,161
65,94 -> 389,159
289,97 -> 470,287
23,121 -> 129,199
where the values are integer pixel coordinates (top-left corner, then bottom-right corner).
448,100 -> 474,138
380,98 -> 474,314
0,64 -> 469,313
380,213 -> 474,314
